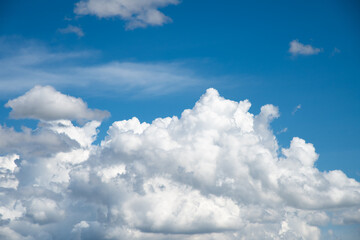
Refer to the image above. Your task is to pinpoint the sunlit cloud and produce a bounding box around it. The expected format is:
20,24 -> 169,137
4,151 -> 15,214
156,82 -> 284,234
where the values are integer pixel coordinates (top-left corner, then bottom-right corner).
0,87 -> 359,239
74,0 -> 180,29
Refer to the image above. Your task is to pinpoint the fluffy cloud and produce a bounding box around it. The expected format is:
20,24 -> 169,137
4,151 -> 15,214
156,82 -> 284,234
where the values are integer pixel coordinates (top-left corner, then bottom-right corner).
0,154 -> 19,189
5,85 -> 110,121
123,177 -> 242,234
0,124 -> 78,157
0,87 -> 359,239
74,0 -> 180,29
289,40 -> 321,56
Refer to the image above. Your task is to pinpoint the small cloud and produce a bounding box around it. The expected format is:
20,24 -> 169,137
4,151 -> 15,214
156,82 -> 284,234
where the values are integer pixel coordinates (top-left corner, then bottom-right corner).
74,0 -> 180,30
277,127 -> 288,134
289,40 -> 321,56
58,25 -> 84,37
292,104 -> 301,115
5,85 -> 109,121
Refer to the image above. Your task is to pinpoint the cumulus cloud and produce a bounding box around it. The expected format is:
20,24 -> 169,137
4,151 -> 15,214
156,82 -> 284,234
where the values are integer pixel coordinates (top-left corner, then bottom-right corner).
74,0 -> 180,29
5,85 -> 110,121
289,40 -> 321,56
0,154 -> 19,189
58,25 -> 84,37
123,177 -> 242,234
0,124 -> 79,157
0,87 -> 359,239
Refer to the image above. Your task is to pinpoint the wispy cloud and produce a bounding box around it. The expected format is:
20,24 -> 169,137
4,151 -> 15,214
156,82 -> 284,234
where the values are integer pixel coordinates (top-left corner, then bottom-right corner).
292,104 -> 301,115
0,38 -> 202,98
289,40 -> 321,56
58,25 -> 84,37
74,0 -> 180,29
331,47 -> 341,56
277,127 -> 288,134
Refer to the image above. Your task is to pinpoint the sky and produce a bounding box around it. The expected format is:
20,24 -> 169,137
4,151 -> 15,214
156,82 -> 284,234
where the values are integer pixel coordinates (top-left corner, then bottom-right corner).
0,0 -> 359,239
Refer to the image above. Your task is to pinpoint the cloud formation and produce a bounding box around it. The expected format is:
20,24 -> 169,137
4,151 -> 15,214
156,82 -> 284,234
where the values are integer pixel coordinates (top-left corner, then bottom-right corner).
289,40 -> 321,56
0,87 -> 359,239
5,85 -> 110,121
58,25 -> 84,37
74,0 -> 180,29
292,104 -> 301,115
0,39 -> 201,97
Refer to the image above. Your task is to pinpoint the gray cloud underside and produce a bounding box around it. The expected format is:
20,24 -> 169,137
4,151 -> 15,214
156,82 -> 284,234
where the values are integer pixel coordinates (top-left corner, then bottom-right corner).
0,88 -> 359,240
0,125 -> 79,157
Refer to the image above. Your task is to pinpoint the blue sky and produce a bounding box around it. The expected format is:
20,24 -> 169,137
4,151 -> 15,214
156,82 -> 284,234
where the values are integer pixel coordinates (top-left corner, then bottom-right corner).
1,0 -> 359,179
0,0 -> 360,239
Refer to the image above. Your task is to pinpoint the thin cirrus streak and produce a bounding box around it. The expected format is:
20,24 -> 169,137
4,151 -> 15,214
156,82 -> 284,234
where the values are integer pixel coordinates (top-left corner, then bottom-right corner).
0,40 -> 202,98
0,86 -> 359,239
58,25 -> 85,37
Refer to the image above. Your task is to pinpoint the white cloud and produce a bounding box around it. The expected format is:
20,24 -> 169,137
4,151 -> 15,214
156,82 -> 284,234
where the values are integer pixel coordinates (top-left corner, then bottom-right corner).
277,127 -> 288,134
58,25 -> 84,37
292,104 -> 301,115
0,88 -> 359,239
123,177 -> 242,234
73,61 -> 200,96
0,40 -> 201,97
25,198 -> 65,224
289,40 -> 321,56
74,0 -> 180,29
5,85 -> 109,121
0,154 -> 19,189
0,124 -> 78,157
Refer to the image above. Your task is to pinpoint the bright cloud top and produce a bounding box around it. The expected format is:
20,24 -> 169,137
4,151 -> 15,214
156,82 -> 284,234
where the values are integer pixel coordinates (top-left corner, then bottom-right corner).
0,87 -> 359,239
5,85 -> 110,121
74,0 -> 180,29
289,39 -> 321,56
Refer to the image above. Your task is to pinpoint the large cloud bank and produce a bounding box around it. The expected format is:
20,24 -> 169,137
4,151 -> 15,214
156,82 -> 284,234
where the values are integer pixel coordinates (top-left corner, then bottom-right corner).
0,87 -> 359,240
